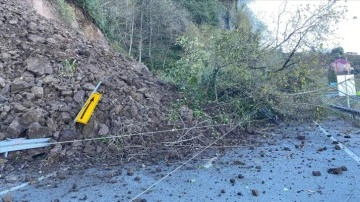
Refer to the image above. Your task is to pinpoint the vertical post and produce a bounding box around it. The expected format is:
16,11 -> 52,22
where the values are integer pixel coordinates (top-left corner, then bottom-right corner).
92,81 -> 102,94
346,75 -> 350,108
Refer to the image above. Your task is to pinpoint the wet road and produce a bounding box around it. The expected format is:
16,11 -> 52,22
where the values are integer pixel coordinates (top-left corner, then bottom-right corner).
2,117 -> 360,202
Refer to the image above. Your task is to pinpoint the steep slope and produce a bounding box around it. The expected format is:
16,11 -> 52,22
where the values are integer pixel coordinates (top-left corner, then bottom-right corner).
0,0 -> 177,160
27,0 -> 109,48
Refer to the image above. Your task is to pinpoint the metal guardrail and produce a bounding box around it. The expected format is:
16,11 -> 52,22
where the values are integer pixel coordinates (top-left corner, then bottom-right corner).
0,138 -> 50,157
329,104 -> 360,115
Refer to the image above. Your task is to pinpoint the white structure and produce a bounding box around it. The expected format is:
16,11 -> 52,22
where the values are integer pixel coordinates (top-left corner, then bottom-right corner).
337,75 -> 356,96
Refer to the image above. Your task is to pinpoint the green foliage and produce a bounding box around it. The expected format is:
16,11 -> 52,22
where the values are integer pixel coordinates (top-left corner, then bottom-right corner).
73,0 -> 343,123
182,0 -> 220,25
266,53 -> 327,120
74,0 -> 189,72
59,59 -> 77,78
328,68 -> 337,83
73,0 -> 257,74
167,16 -> 264,121
74,0 -> 109,36
167,7 -> 329,122
55,0 -> 75,26
331,46 -> 344,56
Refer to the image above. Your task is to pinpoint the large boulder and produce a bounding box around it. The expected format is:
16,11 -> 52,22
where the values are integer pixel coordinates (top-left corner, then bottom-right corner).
26,55 -> 52,76
20,108 -> 45,126
6,118 -> 25,138
27,122 -> 52,138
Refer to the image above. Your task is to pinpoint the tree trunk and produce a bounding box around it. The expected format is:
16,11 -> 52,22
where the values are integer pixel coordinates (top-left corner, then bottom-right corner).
149,5 -> 153,62
220,0 -> 236,30
223,10 -> 230,30
209,66 -> 220,102
148,0 -> 153,61
138,0 -> 144,63
129,3 -> 135,57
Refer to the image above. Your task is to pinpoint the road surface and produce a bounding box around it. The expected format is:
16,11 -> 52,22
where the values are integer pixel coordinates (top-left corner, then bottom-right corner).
1,117 -> 360,202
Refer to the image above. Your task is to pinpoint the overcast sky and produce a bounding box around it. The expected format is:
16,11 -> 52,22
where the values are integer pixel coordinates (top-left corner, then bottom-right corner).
248,0 -> 360,53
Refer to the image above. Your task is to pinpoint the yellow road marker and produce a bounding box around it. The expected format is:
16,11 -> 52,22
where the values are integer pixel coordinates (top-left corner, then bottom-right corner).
75,92 -> 102,124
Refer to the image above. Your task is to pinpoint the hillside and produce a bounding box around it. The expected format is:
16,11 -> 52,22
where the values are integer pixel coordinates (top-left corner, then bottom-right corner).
0,0 -> 181,162
0,0 -> 345,167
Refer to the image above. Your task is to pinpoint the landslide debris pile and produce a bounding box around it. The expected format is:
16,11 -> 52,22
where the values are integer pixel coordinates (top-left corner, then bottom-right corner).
0,0 -> 177,159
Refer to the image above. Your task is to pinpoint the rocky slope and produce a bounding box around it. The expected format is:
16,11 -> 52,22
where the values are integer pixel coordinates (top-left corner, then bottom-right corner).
0,0 -> 177,161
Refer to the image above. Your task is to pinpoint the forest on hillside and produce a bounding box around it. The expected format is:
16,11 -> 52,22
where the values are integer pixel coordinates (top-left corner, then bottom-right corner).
61,0 -> 348,123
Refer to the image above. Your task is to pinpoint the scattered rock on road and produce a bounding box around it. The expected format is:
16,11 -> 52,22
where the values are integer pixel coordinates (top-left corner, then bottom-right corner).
127,168 -> 134,176
296,135 -> 306,140
233,160 -> 246,165
312,171 -> 321,176
1,194 -> 13,202
70,183 -> 78,192
283,147 -> 291,151
327,166 -> 348,175
317,147 -> 327,152
251,189 -> 259,196
133,199 -> 147,202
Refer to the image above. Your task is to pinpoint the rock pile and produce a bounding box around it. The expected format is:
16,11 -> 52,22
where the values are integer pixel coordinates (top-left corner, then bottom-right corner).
0,0 -> 176,159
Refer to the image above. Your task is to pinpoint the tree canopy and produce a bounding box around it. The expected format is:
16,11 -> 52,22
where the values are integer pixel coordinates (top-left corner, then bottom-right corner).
73,0 -> 347,122
331,46 -> 345,56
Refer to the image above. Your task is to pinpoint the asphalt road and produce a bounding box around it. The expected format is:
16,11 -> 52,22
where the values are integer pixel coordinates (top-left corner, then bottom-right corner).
2,117 -> 360,202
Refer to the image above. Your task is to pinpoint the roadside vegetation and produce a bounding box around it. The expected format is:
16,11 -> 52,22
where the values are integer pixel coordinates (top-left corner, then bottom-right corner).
67,0 -> 347,123
55,0 -> 76,26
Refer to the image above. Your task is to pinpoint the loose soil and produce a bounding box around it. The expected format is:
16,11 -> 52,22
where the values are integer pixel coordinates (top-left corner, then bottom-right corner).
0,0 -> 261,175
